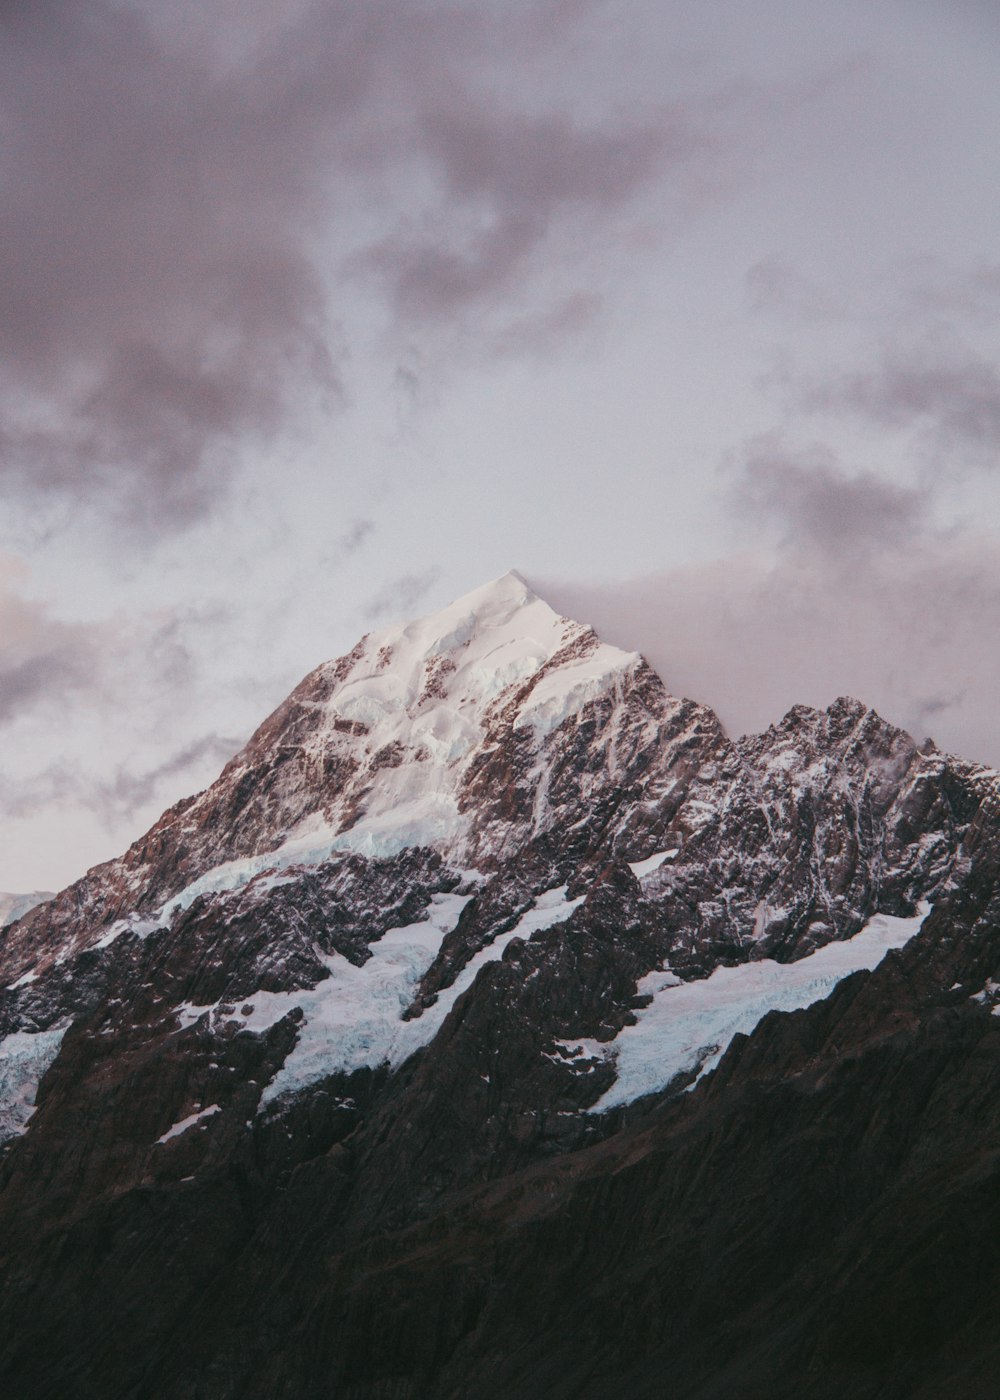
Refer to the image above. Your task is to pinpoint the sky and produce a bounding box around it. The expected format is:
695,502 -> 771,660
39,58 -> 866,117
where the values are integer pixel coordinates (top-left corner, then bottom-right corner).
3,0 -> 1000,892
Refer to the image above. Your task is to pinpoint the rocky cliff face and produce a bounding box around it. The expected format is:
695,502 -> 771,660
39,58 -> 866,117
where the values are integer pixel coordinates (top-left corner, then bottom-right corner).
1,572 -> 998,1399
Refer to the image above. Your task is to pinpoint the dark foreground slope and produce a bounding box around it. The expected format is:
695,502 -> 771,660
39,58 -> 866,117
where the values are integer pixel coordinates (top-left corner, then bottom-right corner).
299,826 -> 1000,1400
2,575 -> 1000,1398
3,822 -> 1000,1400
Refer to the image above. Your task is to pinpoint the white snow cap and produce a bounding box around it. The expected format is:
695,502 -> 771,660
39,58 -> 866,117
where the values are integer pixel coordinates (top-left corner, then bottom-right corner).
164,573 -> 642,914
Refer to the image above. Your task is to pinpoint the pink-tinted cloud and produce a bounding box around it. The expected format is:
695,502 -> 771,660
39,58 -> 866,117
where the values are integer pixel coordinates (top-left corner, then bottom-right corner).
543,445 -> 1000,768
1,1 -> 699,535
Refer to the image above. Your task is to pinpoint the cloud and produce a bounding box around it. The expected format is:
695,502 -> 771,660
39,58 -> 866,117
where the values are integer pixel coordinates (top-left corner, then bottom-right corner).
0,0 -> 344,533
363,567 -> 443,622
542,447 -> 1000,768
803,349 -> 1000,469
361,91 -> 689,322
488,291 -> 604,359
745,257 -> 840,322
1,0 -> 702,538
0,556 -> 246,844
543,536 -> 1000,769
733,436 -> 928,555
0,555 -> 239,733
337,519 -> 376,556
0,559 -> 112,724
0,734 -> 241,826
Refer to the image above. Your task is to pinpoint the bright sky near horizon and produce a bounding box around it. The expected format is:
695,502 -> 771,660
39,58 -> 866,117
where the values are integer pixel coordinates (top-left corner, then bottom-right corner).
3,0 -> 1000,891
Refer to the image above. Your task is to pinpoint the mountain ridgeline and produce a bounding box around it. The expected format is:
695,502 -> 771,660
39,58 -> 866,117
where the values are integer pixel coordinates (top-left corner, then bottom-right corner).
2,572 -> 1000,1399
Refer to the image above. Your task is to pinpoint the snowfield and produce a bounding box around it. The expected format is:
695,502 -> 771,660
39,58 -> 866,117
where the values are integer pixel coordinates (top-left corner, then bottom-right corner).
163,883 -> 586,1107
560,905 -> 930,1111
0,1023 -> 69,1143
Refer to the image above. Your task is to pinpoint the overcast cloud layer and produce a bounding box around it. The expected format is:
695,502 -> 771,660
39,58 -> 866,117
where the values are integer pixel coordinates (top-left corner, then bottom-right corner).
3,0 -> 1000,890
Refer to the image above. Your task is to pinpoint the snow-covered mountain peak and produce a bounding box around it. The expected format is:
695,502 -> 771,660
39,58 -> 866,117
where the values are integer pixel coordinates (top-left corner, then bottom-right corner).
318,570 -> 641,742
0,892 -> 53,930
239,572 -> 646,871
0,575 -> 683,976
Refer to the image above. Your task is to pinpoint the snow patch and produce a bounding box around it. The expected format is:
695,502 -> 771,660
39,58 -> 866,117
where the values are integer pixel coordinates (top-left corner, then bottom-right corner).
260,883 -> 585,1103
155,1103 -> 221,1144
567,905 -> 930,1112
628,849 -> 679,879
172,1001 -> 216,1030
93,911 -> 168,950
0,1022 -> 69,1142
165,882 -> 584,1109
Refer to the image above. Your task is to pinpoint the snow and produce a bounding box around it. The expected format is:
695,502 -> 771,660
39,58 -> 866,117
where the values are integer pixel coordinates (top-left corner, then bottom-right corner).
258,881 -> 585,1104
0,891 -> 53,928
627,849 -> 679,879
92,912 -> 168,950
160,882 -> 583,1108
172,1001 -> 216,1030
513,644 -> 641,739
562,905 -> 930,1112
155,1103 -> 221,1144
158,573 -> 640,917
0,1022 -> 69,1143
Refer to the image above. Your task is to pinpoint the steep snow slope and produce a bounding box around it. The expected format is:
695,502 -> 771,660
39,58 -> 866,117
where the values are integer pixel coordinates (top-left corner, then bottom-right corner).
566,904 -> 930,1109
0,893 -> 52,928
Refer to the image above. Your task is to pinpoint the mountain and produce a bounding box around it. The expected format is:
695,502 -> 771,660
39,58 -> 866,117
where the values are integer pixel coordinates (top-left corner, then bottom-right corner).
0,890 -> 52,929
2,571 -> 999,1399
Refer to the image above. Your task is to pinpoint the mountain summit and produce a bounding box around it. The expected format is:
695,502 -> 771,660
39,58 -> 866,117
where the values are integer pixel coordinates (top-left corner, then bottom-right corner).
2,576 -> 999,1399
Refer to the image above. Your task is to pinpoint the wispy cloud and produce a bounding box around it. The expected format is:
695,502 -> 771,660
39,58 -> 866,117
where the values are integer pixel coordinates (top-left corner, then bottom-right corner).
363,567 -> 443,621
1,0 -> 707,538
733,436 -> 928,555
544,436 -> 1000,767
361,91 -> 690,322
0,554 -> 235,730
0,558 -> 113,723
802,349 -> 1000,470
1,734 -> 241,826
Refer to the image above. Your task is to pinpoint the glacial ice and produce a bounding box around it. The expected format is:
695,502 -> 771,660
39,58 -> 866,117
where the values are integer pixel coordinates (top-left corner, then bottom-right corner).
163,882 -> 585,1108
563,905 -> 930,1112
0,1023 -> 69,1143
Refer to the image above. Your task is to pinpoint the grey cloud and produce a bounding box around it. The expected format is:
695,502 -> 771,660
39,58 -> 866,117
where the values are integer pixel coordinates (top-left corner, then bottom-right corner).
89,734 -> 243,823
0,563 -> 234,729
734,438 -> 927,555
306,518 -> 376,585
0,650 -> 95,727
745,257 -> 839,322
1,0 -> 345,533
363,93 -> 691,321
337,519 -> 375,556
807,351 -> 1000,463
363,568 -> 443,622
0,579 -> 109,724
1,734 -> 241,825
488,292 -> 603,359
2,0 -> 697,536
541,528 -> 1000,770
902,260 -> 1000,326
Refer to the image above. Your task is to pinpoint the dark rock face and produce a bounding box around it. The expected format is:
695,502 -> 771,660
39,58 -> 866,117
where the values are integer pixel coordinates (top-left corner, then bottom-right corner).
1,573 -> 999,1399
